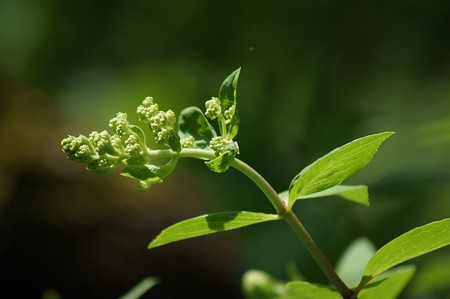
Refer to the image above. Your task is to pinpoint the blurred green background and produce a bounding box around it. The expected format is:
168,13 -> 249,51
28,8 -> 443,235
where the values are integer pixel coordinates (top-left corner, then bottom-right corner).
1,1 -> 450,298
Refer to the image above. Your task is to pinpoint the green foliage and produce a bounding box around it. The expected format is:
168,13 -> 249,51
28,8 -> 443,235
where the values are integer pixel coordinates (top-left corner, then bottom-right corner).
61,68 -> 450,299
205,140 -> 239,173
362,218 -> 450,281
149,211 -> 280,248
279,185 -> 369,207
283,281 -> 341,299
216,67 -> 240,139
178,106 -> 216,149
335,237 -> 376,288
288,132 -> 393,209
358,266 -> 416,299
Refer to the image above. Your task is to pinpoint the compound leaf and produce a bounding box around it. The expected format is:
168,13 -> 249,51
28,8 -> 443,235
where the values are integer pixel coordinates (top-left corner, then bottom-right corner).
149,211 -> 280,248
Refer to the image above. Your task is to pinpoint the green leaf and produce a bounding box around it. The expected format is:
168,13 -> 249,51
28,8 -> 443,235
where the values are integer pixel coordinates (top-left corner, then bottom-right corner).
178,106 -> 217,148
118,276 -> 160,299
363,218 -> 450,280
121,158 -> 178,191
242,270 -> 286,299
205,141 -> 239,173
278,185 -> 369,208
167,130 -> 181,152
288,132 -> 393,207
149,211 -> 280,249
358,266 -> 415,299
218,67 -> 240,139
282,281 -> 341,299
335,237 -> 376,288
300,185 -> 368,206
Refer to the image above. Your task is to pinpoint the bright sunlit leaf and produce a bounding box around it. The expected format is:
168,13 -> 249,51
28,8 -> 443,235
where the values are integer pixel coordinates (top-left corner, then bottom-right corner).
288,132 -> 393,208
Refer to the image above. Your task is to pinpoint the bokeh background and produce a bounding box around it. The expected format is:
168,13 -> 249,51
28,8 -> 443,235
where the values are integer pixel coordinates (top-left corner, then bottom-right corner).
1,1 -> 450,298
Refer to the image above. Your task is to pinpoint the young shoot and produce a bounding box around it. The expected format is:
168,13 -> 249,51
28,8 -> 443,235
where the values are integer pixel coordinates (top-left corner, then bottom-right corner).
61,68 -> 450,299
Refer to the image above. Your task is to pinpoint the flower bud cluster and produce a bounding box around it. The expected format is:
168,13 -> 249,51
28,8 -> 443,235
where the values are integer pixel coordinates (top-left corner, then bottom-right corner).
205,97 -> 221,120
61,112 -> 149,173
108,112 -> 147,157
137,96 -> 177,145
209,136 -> 232,155
181,136 -> 195,148
109,112 -> 130,137
61,131 -> 124,173
223,105 -> 236,124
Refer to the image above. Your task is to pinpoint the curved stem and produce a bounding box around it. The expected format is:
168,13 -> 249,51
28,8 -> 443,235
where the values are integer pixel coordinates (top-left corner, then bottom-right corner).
230,158 -> 287,215
146,148 -> 353,297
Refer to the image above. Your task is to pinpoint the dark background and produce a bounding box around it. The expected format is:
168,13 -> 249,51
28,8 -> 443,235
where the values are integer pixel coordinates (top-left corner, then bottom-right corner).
1,1 -> 450,298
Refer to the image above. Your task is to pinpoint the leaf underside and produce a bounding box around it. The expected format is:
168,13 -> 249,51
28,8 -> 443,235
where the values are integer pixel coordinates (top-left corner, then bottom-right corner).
359,266 -> 416,299
278,184 -> 369,207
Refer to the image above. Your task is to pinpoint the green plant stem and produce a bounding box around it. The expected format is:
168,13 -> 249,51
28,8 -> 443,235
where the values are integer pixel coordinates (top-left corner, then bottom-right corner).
147,148 -> 353,298
231,156 -> 353,298
230,157 -> 287,215
283,211 -> 354,298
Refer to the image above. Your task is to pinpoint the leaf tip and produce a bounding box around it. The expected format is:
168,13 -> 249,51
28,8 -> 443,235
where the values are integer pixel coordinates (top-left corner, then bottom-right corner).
147,239 -> 160,249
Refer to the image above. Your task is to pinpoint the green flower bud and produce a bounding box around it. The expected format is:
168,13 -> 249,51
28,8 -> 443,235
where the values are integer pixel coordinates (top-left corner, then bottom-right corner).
224,105 -> 236,124
137,96 -> 159,122
124,134 -> 142,156
205,97 -> 221,120
89,130 -> 121,156
109,112 -> 130,136
181,136 -> 195,148
149,110 -> 177,144
210,136 -> 231,155
86,157 -> 121,174
61,135 -> 97,163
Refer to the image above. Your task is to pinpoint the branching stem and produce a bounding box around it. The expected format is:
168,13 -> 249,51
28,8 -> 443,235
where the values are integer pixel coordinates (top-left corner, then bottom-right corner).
146,148 -> 353,298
